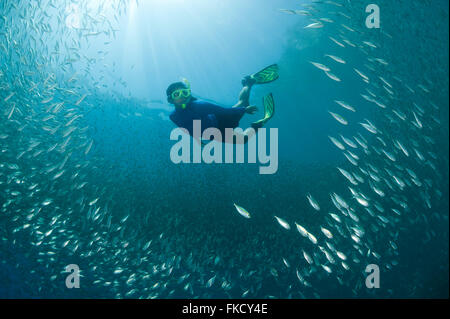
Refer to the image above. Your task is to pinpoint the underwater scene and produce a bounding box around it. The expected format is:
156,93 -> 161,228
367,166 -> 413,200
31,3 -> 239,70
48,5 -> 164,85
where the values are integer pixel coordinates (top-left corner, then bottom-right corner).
0,0 -> 448,299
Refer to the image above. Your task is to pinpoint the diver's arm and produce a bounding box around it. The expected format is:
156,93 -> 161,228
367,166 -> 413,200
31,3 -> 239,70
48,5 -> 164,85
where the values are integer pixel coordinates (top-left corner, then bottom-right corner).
204,103 -> 247,117
245,105 -> 258,114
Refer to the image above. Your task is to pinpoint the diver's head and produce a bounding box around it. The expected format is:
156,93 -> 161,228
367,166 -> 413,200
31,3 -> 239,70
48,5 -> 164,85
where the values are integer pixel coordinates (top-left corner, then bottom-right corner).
166,80 -> 192,109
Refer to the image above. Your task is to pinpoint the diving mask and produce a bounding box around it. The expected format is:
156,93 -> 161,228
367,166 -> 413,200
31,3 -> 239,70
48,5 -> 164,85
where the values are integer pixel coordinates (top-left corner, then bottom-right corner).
171,88 -> 191,100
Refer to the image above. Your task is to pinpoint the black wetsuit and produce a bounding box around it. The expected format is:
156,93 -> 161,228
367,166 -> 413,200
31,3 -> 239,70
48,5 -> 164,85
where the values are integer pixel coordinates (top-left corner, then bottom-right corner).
169,98 -> 246,140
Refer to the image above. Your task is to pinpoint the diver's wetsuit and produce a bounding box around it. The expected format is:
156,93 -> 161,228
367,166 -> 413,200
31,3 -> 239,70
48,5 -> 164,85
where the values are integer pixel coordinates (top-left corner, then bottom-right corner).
169,98 -> 246,140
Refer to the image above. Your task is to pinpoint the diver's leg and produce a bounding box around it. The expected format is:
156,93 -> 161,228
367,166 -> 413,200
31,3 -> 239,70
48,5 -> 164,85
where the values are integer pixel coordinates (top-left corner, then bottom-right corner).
232,84 -> 253,108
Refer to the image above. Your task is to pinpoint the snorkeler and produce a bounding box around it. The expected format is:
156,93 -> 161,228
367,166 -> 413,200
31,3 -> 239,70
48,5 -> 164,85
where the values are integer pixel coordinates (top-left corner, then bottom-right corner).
167,64 -> 278,144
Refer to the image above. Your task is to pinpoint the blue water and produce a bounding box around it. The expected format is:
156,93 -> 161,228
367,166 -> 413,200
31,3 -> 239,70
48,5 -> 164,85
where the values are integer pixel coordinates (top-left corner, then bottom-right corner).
0,0 -> 448,298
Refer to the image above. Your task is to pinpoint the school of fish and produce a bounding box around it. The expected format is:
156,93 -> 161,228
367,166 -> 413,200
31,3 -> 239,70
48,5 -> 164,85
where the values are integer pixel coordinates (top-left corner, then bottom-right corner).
0,0 -> 448,298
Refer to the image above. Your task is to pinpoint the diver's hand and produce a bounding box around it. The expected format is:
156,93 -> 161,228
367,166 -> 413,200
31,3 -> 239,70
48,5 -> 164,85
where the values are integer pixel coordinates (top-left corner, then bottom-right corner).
245,105 -> 258,114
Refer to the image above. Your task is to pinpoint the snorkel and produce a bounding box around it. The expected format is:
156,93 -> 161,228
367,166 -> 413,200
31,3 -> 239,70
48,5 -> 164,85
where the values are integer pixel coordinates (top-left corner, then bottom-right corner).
180,78 -> 191,109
